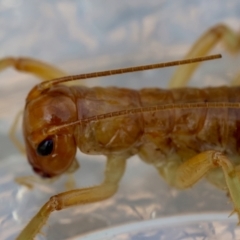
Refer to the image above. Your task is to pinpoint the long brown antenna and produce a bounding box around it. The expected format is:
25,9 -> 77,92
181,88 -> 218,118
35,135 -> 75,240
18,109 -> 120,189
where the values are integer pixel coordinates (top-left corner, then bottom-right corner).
47,101 -> 239,135
39,54 -> 222,91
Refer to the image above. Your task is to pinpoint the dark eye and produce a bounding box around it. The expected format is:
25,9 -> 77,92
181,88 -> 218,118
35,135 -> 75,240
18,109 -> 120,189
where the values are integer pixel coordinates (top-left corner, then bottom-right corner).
37,138 -> 54,156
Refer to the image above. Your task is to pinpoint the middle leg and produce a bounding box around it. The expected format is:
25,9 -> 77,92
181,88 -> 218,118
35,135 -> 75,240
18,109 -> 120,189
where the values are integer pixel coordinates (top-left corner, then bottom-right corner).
169,24 -> 240,88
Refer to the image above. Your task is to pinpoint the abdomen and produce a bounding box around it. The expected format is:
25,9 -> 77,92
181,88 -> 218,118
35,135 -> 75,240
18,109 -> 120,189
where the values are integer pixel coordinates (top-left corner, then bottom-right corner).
139,86 -> 240,164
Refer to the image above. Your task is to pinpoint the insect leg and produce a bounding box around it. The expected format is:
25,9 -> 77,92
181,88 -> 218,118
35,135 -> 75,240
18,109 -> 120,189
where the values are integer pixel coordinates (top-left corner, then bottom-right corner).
8,109 -> 25,154
8,110 -> 41,189
159,151 -> 240,222
0,57 -> 66,81
14,175 -> 59,189
3,57 -> 66,154
13,161 -> 77,190
16,155 -> 127,240
231,72 -> 240,86
65,159 -> 80,190
169,24 -> 240,88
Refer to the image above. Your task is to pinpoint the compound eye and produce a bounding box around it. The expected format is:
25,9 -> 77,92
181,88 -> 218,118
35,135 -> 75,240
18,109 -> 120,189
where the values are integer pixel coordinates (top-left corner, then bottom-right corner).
37,138 -> 54,156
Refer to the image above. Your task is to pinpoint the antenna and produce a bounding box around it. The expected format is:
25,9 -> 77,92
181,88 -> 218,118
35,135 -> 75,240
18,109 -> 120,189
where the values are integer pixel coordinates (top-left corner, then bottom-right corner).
39,54 -> 222,91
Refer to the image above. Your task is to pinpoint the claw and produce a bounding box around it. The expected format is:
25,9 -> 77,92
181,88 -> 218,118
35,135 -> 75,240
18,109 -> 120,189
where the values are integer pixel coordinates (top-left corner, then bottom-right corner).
228,209 -> 236,217
236,212 -> 240,224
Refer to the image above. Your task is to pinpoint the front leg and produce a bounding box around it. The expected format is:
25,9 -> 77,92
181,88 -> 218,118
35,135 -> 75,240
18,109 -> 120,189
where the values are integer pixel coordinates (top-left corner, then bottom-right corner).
16,155 -> 127,240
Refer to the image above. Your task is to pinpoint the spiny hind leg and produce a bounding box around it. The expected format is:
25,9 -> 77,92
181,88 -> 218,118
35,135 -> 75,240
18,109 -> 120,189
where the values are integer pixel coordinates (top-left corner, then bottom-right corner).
16,154 -> 127,240
169,24 -> 240,88
0,57 -> 66,81
156,151 -> 240,221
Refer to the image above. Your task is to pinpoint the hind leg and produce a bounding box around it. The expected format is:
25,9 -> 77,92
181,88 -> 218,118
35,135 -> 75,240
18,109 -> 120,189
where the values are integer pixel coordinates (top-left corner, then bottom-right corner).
156,151 -> 240,221
169,24 -> 240,88
231,72 -> 240,86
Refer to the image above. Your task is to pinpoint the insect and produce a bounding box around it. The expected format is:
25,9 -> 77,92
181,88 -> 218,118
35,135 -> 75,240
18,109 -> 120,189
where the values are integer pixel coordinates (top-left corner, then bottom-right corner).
1,24 -> 240,240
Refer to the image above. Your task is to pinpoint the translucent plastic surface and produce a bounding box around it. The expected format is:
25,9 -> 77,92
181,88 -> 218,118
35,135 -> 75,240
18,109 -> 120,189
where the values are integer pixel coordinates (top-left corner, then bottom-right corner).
0,1 -> 240,240
77,214 -> 240,240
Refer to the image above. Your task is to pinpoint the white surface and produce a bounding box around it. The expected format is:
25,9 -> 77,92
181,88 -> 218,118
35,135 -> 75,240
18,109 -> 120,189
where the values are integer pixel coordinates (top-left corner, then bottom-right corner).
0,1 -> 240,240
77,213 -> 240,240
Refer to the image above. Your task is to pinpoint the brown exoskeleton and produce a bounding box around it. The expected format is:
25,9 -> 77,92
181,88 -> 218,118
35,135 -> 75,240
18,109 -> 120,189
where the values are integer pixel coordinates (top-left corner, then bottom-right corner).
1,24 -> 240,240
